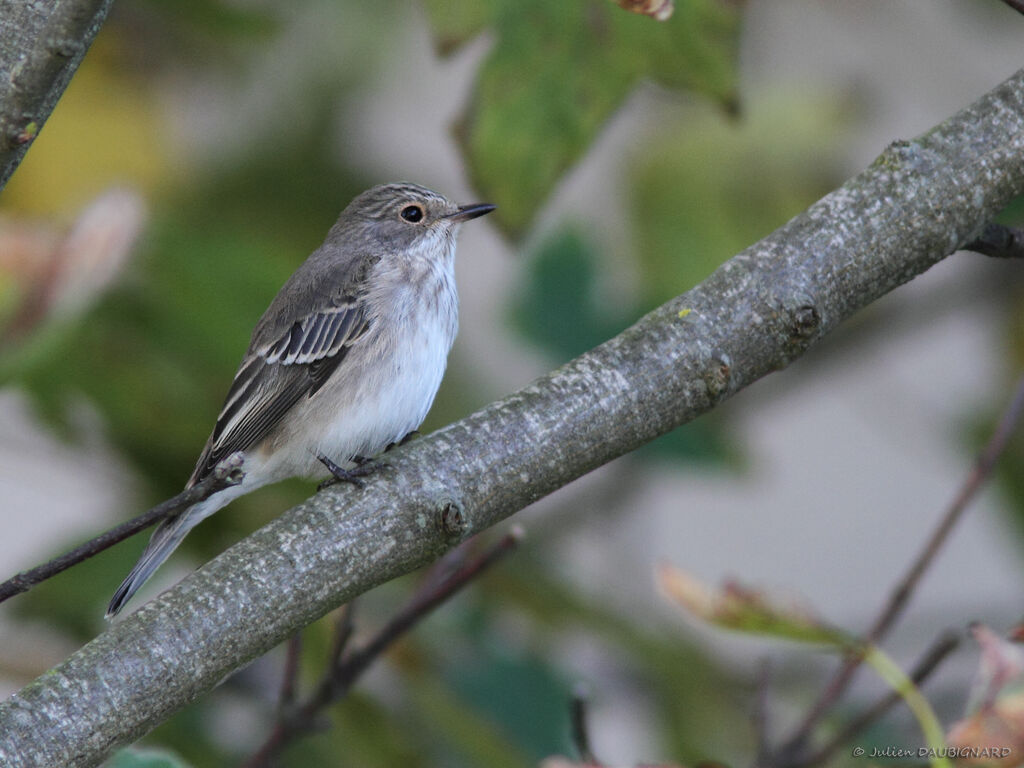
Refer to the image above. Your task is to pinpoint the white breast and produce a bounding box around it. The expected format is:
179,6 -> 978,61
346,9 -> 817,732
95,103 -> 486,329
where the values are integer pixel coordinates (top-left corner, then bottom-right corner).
259,238 -> 459,480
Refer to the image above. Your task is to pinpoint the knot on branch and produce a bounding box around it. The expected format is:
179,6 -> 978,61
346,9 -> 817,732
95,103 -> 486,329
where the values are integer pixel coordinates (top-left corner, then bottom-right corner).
49,38 -> 84,58
874,138 -> 915,170
436,498 -> 466,539
703,351 -> 732,402
789,304 -> 821,342
778,298 -> 822,358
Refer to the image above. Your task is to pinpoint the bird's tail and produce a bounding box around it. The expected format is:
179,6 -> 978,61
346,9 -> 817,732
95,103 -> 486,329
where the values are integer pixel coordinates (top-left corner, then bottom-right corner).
106,491 -> 236,618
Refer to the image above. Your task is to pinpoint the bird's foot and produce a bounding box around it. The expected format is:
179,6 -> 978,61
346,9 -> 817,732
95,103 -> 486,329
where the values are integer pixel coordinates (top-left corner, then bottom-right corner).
317,454 -> 388,490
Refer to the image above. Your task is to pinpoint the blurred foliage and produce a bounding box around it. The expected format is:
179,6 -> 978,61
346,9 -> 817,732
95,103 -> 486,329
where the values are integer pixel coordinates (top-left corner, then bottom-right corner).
440,645 -> 572,762
108,749 -> 193,768
510,228 -> 627,360
481,550 -> 745,763
422,0 -> 741,235
134,0 -> 279,40
629,97 -> 848,307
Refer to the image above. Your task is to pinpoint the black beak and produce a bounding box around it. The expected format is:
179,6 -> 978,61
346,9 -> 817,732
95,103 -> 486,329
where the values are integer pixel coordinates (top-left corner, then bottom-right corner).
446,203 -> 497,222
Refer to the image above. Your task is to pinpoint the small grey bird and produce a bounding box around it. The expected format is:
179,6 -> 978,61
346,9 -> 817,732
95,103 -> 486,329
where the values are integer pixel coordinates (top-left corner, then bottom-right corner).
107,182 -> 495,616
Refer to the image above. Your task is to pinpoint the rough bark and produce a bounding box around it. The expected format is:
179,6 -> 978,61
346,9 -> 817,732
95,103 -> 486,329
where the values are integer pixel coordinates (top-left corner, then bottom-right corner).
1,67 -> 1022,768
0,0 -> 115,190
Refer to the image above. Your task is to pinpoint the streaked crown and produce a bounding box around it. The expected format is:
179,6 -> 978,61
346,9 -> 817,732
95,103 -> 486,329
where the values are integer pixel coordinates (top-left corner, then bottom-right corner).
344,182 -> 455,224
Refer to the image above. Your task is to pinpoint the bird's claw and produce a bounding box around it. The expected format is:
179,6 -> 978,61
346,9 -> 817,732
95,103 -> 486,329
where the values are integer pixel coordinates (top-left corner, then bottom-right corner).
317,454 -> 389,490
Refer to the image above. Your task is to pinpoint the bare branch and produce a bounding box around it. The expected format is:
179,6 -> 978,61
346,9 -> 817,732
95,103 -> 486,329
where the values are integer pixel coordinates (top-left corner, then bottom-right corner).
571,687 -> 603,766
997,0 -> 1024,17
775,374 -> 1024,763
1,68 -> 1023,768
0,0 -> 116,190
753,660 -> 773,766
277,632 -> 302,717
326,602 -> 356,671
244,529 -> 523,767
963,223 -> 1024,258
0,453 -> 245,605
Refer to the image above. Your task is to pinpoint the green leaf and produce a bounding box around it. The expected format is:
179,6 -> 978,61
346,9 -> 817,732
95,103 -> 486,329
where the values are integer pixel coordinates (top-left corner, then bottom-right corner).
508,227 -> 625,360
405,670 -> 535,768
443,648 -> 573,762
425,0 -> 741,235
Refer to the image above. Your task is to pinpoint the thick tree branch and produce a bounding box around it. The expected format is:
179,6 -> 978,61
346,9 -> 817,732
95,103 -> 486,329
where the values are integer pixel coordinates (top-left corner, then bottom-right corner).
0,68 -> 1023,768
0,0 -> 115,190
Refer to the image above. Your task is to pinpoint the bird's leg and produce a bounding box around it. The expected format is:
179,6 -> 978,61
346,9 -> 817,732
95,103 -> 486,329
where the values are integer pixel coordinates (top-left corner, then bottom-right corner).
384,430 -> 420,453
317,454 -> 388,490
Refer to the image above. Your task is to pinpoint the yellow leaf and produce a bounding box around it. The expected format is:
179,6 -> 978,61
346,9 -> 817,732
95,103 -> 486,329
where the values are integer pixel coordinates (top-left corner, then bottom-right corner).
657,564 -> 849,647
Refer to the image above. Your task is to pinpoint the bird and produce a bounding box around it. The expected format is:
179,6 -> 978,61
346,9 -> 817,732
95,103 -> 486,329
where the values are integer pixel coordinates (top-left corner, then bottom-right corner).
106,182 -> 495,617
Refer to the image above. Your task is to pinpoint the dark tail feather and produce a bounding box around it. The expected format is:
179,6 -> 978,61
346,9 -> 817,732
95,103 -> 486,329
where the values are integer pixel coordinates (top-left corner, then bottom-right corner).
106,514 -> 197,622
106,512 -> 197,618
106,473 -> 252,617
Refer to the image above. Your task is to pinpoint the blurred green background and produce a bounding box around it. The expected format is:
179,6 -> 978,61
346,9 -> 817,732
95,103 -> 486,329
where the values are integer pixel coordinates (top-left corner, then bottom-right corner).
1,1 -> 1023,766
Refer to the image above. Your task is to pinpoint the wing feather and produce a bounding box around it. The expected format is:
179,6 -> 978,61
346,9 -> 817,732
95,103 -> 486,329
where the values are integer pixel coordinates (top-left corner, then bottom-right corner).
263,302 -> 366,365
189,299 -> 369,485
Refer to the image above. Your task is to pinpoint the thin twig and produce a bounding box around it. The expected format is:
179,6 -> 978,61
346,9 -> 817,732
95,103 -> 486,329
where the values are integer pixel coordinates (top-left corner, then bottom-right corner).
753,660 -> 773,767
962,223 -> 1024,258
242,527 -> 524,767
775,375 -> 1024,763
327,602 -> 356,670
803,631 -> 960,767
278,632 -> 302,715
996,0 -> 1024,16
571,685 -> 602,766
0,453 -> 245,605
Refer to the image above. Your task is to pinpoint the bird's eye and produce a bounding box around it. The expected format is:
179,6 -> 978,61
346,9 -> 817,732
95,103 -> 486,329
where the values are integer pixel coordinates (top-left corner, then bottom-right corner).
400,204 -> 424,223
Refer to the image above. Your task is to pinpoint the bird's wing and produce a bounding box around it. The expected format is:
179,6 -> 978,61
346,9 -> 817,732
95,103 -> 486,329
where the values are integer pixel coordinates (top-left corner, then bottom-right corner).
188,297 -> 370,486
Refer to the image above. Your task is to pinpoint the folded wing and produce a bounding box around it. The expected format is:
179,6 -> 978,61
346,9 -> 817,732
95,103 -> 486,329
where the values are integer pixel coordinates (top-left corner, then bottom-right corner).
188,300 -> 369,485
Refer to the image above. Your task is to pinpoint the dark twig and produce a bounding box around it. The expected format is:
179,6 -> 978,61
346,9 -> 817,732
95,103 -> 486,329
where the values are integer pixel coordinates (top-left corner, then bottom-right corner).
278,632 -> 302,716
243,527 -> 524,767
775,375 -> 1024,764
995,0 -> 1024,16
753,660 -> 773,767
571,686 -> 602,766
803,631 -> 960,767
327,602 -> 356,670
0,453 -> 245,605
962,223 -> 1024,258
